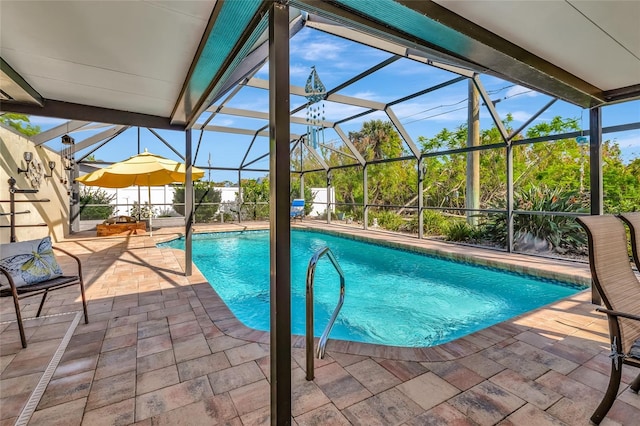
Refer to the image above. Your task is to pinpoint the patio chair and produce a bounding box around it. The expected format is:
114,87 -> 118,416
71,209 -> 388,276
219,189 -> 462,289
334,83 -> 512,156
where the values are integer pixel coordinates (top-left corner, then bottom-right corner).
619,212 -> 640,271
576,215 -> 640,424
0,237 -> 88,348
290,199 -> 305,221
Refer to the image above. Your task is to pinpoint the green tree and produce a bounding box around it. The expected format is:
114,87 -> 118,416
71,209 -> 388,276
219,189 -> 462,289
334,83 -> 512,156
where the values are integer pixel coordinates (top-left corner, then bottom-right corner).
79,187 -> 116,220
294,114 -> 639,233
0,113 -> 41,136
172,181 -> 222,222
241,178 -> 270,220
346,120 -> 417,209
601,143 -> 640,213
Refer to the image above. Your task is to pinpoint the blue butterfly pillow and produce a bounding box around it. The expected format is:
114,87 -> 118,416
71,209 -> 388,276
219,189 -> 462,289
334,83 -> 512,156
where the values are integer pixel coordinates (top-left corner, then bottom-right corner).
0,237 -> 63,287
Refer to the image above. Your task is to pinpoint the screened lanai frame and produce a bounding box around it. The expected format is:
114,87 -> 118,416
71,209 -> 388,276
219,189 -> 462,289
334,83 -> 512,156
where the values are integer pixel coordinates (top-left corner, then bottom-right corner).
60,10 -> 640,252
42,7 -> 634,256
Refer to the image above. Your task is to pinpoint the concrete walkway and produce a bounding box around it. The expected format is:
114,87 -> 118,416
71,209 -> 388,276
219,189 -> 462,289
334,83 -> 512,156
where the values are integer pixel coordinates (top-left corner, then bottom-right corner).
1,222 -> 638,425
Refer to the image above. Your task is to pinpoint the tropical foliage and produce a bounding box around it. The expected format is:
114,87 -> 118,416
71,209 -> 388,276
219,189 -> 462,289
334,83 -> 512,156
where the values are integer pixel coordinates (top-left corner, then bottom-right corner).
293,115 -> 638,255
480,184 -> 589,253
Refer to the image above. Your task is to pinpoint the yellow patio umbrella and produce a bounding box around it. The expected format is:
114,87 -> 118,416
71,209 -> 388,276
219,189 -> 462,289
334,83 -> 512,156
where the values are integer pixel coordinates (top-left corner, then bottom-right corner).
75,149 -> 205,235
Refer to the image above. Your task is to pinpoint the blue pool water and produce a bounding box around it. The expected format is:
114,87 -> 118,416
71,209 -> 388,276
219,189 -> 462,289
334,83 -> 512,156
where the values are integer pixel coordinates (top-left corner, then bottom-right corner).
160,230 -> 584,347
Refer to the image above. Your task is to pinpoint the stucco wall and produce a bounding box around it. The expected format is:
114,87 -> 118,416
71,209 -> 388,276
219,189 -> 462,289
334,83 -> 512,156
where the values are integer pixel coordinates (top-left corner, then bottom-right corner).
0,125 -> 69,243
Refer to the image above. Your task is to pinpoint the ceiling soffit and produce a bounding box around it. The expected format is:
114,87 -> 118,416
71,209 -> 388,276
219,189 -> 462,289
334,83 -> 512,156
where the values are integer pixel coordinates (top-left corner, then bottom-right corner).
293,0 -> 631,108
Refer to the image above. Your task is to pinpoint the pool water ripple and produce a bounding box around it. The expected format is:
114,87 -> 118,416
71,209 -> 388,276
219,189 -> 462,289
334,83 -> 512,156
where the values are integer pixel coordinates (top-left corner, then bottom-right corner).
160,230 -> 584,347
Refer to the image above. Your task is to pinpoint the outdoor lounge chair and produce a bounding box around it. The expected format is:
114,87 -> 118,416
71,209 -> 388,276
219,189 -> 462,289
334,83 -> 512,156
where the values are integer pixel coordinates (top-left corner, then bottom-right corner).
290,198 -> 305,221
576,215 -> 640,424
0,237 -> 88,348
619,212 -> 640,271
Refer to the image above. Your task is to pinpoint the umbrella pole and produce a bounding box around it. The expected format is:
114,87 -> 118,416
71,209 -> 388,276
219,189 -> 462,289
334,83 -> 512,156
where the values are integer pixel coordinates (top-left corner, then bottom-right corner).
148,185 -> 152,237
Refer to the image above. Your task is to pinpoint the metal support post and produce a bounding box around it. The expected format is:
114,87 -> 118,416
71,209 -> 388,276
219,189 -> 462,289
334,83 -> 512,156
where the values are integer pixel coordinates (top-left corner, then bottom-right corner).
506,144 -> 514,252
238,170 -> 242,223
589,106 -> 603,305
363,165 -> 368,230
185,129 -> 193,276
326,170 -> 332,224
418,158 -> 424,239
466,79 -> 480,226
269,3 -> 292,424
589,107 -> 603,216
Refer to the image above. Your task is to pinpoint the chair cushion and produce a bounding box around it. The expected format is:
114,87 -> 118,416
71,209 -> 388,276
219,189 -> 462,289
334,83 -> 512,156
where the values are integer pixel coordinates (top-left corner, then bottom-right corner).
0,237 -> 63,287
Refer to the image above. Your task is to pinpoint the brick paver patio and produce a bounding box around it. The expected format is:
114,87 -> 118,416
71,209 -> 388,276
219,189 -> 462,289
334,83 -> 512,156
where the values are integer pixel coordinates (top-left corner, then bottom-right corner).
1,222 -> 639,425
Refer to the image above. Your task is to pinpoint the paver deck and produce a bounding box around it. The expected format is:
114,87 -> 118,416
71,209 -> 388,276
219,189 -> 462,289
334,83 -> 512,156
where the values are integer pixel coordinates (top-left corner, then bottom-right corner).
1,221 -> 639,425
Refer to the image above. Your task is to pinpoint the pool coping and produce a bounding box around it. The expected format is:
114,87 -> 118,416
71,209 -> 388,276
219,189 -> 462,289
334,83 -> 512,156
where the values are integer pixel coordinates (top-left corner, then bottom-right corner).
157,221 -> 594,362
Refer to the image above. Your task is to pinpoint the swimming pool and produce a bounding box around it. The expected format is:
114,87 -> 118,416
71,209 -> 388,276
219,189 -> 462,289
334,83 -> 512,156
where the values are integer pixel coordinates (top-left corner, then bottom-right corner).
160,230 -> 585,347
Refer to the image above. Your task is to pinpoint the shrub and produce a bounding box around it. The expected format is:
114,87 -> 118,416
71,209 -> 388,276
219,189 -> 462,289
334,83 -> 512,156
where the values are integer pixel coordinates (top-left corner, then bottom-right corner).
399,210 -> 448,235
445,221 -> 478,242
482,184 -> 588,253
422,210 -> 448,235
369,210 -> 404,231
79,187 -> 116,220
157,208 -> 179,217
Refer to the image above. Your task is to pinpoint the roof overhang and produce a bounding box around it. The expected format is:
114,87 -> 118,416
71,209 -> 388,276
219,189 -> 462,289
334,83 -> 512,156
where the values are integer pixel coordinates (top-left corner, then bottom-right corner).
1,0 -> 638,130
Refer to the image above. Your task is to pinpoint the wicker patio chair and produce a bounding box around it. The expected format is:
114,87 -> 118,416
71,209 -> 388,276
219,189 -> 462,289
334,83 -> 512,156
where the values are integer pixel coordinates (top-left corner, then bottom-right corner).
619,212 -> 640,271
576,215 -> 640,424
0,238 -> 88,348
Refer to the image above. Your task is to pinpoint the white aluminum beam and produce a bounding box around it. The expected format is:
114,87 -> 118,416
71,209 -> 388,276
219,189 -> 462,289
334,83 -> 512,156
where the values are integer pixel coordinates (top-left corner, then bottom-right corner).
386,107 -> 421,159
472,75 -> 509,143
304,140 -> 330,170
244,78 -> 386,110
198,124 -> 301,140
333,125 -> 365,166
69,125 -> 128,155
207,105 -> 336,129
32,120 -> 90,146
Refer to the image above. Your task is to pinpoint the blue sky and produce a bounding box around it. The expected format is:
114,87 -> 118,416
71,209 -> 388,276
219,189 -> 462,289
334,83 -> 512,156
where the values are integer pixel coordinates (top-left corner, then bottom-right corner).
29,26 -> 639,182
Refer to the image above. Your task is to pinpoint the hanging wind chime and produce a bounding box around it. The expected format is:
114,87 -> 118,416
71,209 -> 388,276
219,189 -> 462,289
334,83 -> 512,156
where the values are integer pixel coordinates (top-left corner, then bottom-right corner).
305,66 -> 327,149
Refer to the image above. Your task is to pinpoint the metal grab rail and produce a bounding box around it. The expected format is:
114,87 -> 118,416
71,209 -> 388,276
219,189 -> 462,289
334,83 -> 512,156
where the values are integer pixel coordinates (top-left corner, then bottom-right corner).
306,246 -> 345,381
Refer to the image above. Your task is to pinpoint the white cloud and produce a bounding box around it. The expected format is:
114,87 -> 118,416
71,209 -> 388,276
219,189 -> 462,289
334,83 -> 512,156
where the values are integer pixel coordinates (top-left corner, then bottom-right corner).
610,132 -> 640,148
345,91 -> 380,101
505,85 -> 538,99
509,111 -> 534,123
290,64 -> 309,77
392,98 -> 468,123
213,118 -> 234,127
292,39 -> 346,62
323,103 -> 370,121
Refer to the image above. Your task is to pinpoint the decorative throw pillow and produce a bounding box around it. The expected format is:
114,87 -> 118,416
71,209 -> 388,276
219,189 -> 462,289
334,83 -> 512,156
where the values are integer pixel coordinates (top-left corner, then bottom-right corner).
0,237 -> 63,287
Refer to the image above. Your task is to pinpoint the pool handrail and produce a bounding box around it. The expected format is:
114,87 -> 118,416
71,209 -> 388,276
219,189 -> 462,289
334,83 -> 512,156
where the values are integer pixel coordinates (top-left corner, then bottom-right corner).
306,246 -> 345,381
